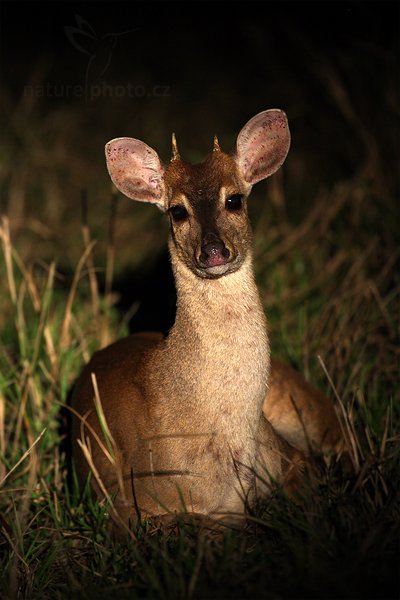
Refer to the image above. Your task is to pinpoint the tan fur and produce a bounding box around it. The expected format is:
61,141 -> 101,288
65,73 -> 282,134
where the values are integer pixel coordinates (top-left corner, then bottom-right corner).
71,111 -> 344,530
264,359 -> 345,456
72,254 -> 294,525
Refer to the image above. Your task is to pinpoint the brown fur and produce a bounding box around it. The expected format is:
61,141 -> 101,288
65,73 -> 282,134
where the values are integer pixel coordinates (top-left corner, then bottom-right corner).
71,111 -> 344,531
265,359 -> 345,456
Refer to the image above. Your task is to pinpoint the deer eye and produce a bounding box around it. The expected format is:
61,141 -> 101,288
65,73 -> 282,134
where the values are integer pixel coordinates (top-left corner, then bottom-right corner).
169,205 -> 188,222
225,194 -> 243,211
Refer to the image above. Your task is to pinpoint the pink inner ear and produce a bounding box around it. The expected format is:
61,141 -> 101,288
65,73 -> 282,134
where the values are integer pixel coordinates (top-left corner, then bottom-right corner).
236,110 -> 291,185
105,138 -> 165,204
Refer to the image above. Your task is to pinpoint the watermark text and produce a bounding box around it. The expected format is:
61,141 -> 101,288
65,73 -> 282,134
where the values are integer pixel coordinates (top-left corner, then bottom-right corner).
24,82 -> 171,100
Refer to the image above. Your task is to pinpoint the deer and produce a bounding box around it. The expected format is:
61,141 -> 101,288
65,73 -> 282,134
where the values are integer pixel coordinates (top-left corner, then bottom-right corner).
71,109 -> 344,532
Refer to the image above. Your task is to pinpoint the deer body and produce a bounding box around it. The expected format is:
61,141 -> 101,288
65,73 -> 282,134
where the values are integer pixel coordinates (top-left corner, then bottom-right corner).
72,110 -> 342,529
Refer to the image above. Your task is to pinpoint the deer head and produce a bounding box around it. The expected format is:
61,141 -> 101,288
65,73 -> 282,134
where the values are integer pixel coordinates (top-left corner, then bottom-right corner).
105,109 -> 290,279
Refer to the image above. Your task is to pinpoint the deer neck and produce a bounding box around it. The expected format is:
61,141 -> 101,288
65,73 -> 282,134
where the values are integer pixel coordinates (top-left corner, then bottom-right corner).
152,248 -> 270,435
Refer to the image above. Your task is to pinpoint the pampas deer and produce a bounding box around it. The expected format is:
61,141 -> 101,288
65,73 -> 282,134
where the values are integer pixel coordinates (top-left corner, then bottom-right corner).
71,109 -> 343,530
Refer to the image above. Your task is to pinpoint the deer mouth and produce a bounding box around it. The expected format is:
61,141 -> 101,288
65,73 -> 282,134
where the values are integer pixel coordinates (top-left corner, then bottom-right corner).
195,253 -> 243,279
203,263 -> 231,276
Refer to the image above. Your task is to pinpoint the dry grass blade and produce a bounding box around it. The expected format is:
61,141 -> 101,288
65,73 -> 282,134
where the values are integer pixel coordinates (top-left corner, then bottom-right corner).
90,372 -> 128,504
0,215 -> 17,304
0,393 -> 5,482
60,240 -> 97,349
378,408 -> 391,460
76,437 -> 136,540
81,190 -> 100,326
43,324 -> 58,375
317,355 -> 359,470
0,428 -> 46,487
69,404 -> 114,466
0,216 -> 45,313
30,261 -> 56,371
11,373 -> 30,460
90,372 -> 117,463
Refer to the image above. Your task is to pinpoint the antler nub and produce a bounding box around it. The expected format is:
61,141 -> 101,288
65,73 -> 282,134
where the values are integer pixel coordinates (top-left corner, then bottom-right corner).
213,134 -> 221,152
171,132 -> 180,161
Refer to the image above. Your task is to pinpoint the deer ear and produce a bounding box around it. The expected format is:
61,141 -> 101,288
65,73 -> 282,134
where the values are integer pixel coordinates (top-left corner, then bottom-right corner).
105,138 -> 165,207
235,109 -> 290,185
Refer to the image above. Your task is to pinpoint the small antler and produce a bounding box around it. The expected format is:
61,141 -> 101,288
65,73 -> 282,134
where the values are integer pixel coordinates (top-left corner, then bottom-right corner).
213,134 -> 221,152
171,133 -> 180,161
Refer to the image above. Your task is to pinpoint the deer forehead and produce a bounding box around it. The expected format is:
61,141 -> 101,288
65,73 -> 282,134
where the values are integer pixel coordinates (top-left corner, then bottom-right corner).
164,152 -> 248,208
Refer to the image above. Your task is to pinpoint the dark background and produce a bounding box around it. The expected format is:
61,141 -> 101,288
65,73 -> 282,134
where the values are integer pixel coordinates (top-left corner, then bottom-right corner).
2,1 -> 397,179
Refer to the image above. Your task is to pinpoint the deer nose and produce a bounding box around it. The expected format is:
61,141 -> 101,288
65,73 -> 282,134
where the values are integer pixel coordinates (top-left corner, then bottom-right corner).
199,234 -> 230,267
